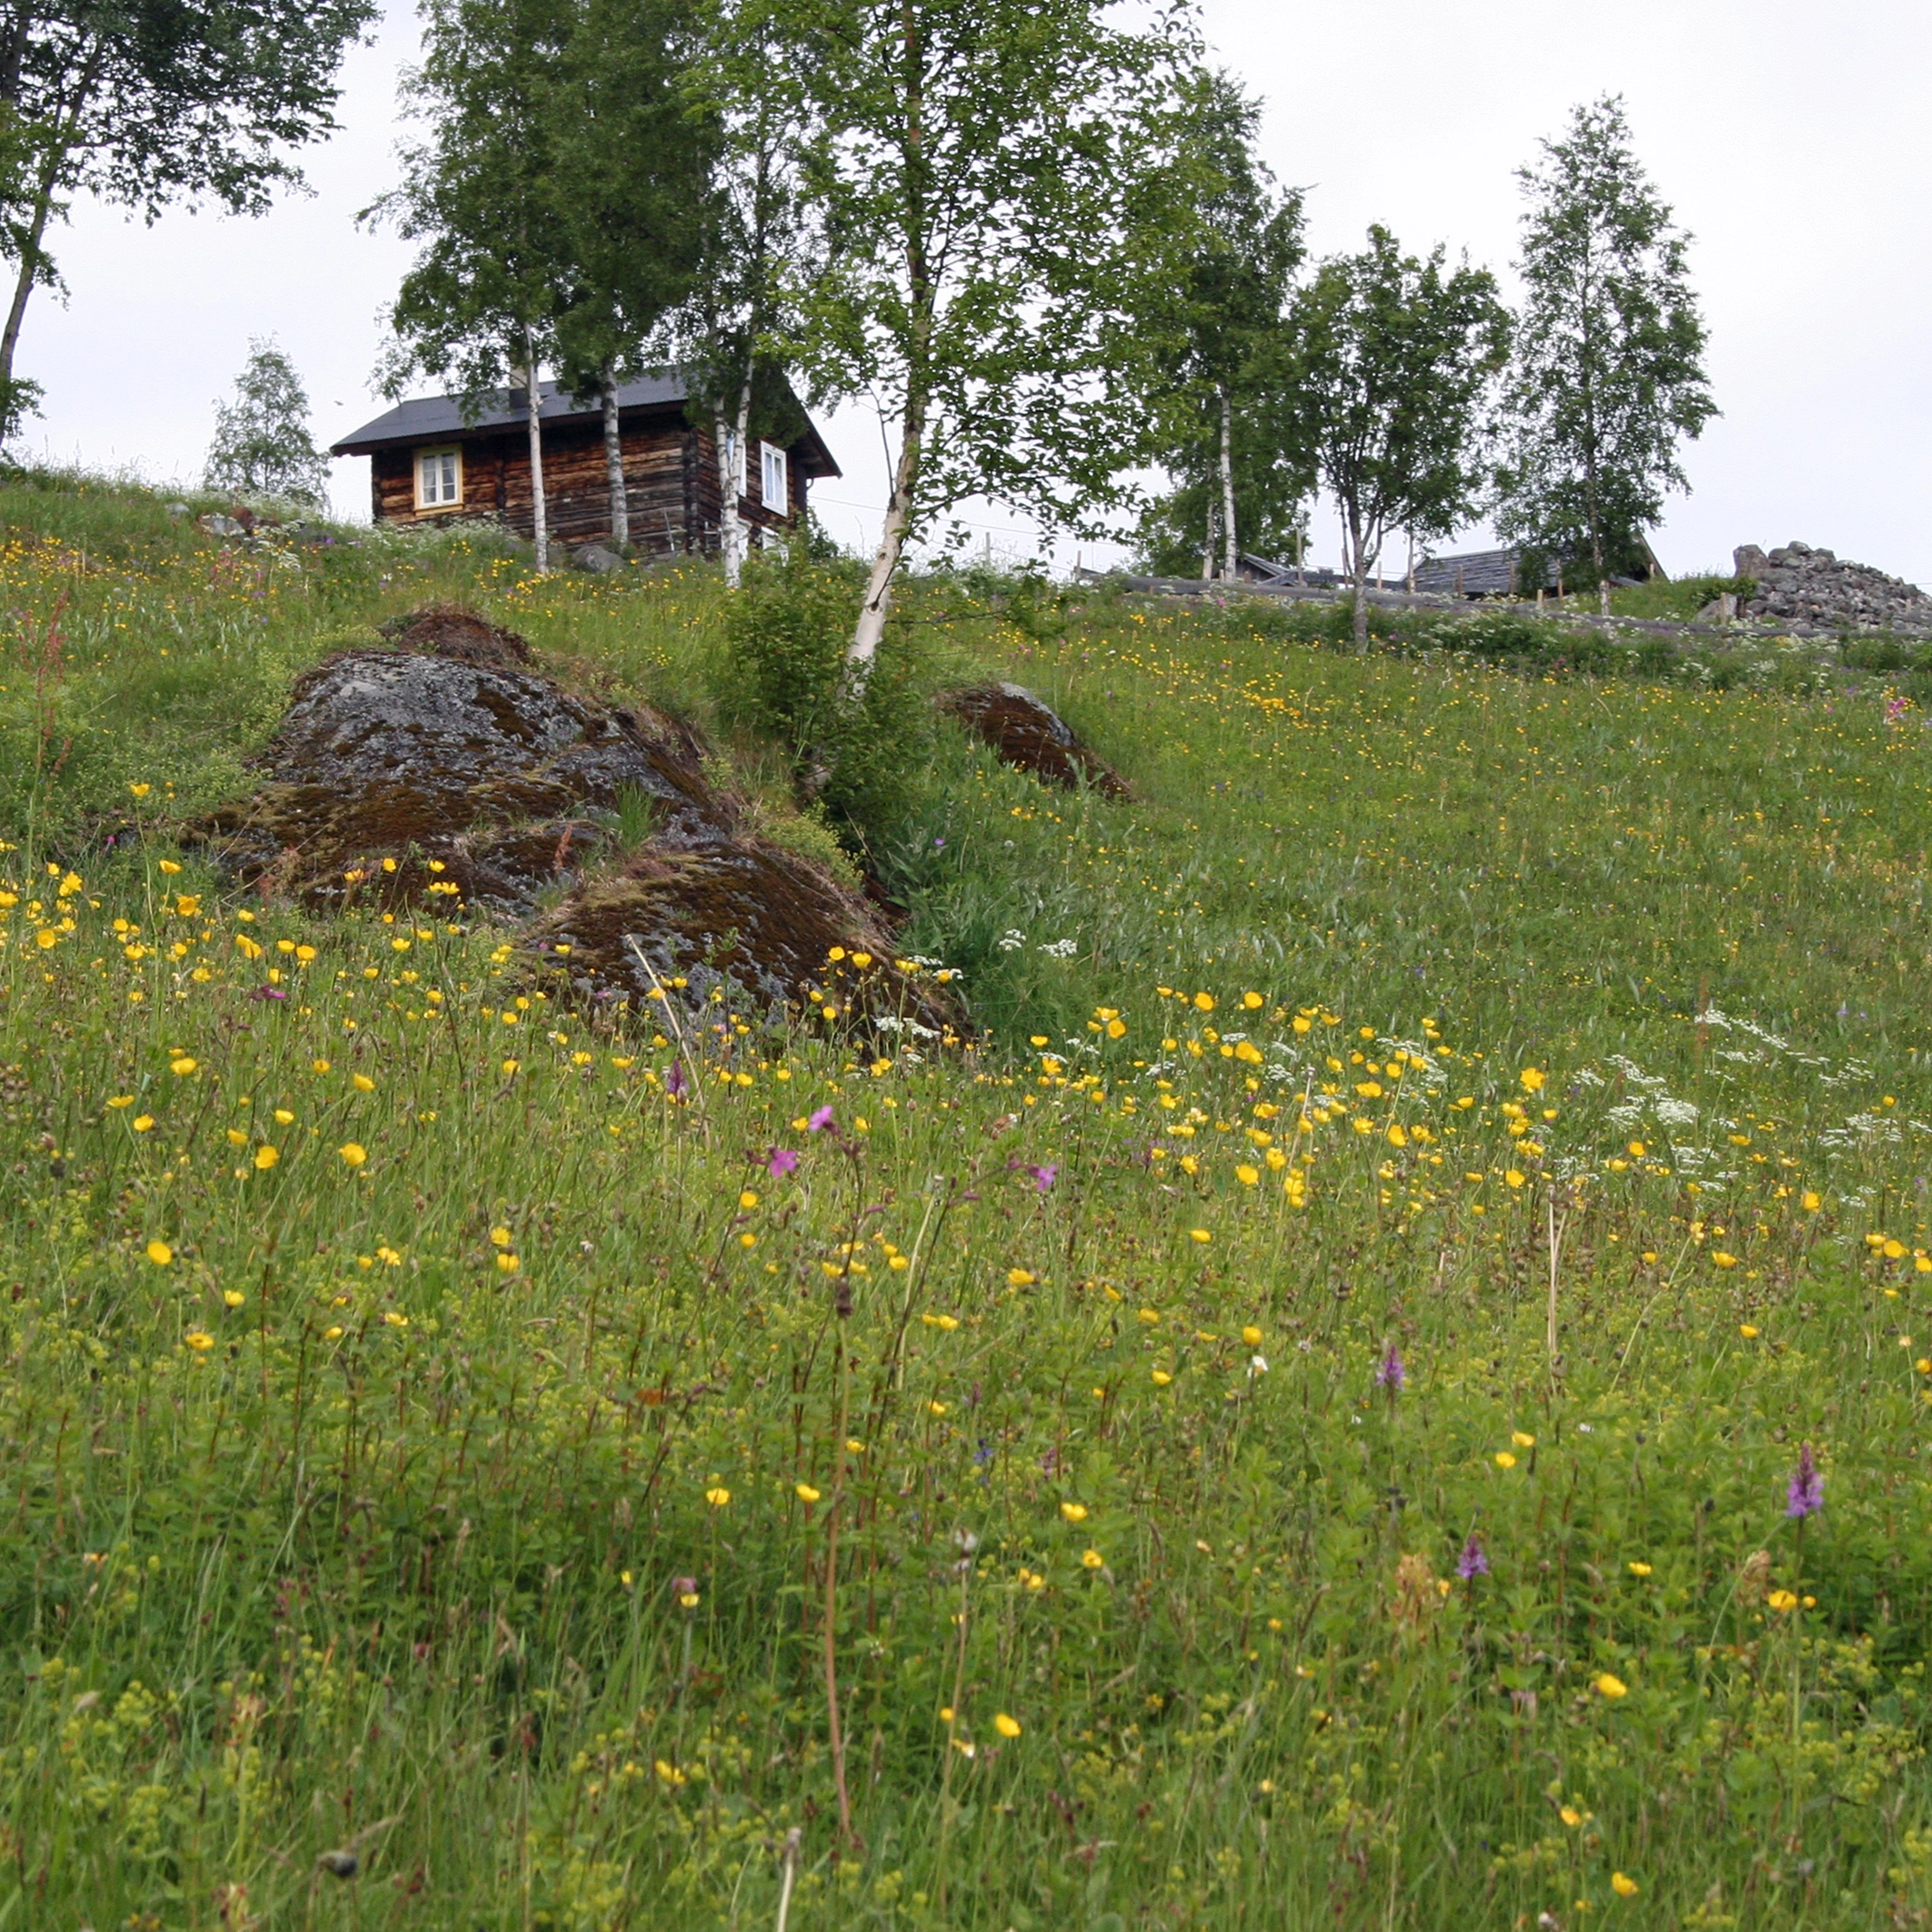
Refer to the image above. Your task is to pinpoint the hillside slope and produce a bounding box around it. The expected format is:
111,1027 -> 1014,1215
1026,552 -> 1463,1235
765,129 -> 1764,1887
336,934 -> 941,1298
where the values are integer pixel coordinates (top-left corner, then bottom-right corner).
4,475 -> 1932,1928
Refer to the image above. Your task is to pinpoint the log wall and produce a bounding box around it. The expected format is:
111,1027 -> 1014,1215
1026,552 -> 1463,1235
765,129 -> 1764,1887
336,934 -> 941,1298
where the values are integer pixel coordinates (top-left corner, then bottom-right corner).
368,412 -> 807,557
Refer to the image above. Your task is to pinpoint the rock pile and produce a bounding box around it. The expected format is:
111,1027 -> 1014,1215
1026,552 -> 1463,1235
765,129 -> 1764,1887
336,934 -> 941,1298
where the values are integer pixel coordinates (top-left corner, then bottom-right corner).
195,605 -> 951,1031
1735,543 -> 1932,635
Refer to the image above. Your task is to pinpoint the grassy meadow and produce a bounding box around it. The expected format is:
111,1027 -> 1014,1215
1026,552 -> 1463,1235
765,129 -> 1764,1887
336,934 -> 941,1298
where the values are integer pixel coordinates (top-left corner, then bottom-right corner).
6,471 -> 1932,1928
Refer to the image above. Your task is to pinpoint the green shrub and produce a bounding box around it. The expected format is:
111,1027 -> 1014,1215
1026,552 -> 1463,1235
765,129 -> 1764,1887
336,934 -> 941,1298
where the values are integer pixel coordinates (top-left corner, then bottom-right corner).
716,547 -> 937,860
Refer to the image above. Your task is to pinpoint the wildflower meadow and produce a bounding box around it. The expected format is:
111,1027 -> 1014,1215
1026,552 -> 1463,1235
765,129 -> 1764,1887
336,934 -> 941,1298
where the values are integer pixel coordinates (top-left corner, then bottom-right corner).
5,474 -> 1932,1928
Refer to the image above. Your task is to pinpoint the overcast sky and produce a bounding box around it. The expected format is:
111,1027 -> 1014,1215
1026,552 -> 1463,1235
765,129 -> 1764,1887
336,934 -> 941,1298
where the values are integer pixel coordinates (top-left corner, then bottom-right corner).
19,0 -> 1932,583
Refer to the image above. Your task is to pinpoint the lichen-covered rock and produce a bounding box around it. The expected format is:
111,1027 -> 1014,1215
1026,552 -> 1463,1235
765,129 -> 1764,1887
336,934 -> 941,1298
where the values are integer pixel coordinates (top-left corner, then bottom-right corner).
194,604 -> 952,1031
195,613 -> 717,916
937,682 -> 1128,797
522,843 -> 957,1035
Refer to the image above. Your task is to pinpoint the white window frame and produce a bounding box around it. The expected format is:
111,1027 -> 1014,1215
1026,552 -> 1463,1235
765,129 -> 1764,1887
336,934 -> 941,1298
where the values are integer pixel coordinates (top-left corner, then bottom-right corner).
414,445 -> 463,511
759,440 -> 788,513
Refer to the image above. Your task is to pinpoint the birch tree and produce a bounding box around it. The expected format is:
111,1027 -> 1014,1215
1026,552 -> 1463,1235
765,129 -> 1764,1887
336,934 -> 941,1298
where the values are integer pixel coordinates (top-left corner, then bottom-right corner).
549,0 -> 715,552
1298,227 -> 1508,644
680,0 -> 820,586
1496,96 -> 1714,595
785,0 -> 1190,661
372,0 -> 572,569
204,338 -> 329,504
0,0 -> 375,443
1133,69 -> 1305,582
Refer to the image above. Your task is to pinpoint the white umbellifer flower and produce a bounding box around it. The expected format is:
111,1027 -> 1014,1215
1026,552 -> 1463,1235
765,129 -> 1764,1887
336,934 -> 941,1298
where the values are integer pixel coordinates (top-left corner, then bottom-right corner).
995,930 -> 1025,952
1037,938 -> 1079,958
1654,1098 -> 1699,1128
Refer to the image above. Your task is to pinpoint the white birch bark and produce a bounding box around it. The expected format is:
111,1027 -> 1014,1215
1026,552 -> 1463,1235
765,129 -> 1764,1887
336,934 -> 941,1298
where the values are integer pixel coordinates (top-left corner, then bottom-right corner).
1218,387 -> 1237,581
523,345 -> 549,573
602,376 -> 628,551
852,416 -> 920,664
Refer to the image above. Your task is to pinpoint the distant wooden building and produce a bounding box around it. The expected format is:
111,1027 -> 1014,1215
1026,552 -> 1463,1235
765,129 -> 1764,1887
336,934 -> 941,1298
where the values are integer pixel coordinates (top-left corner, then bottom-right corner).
329,371 -> 840,557
1411,539 -> 1661,598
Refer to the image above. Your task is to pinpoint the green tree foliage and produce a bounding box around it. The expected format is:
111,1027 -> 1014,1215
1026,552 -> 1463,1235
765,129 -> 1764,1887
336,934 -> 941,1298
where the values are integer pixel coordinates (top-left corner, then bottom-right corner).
0,0 -> 376,443
1129,69 -> 1308,581
1298,227 -> 1508,643
1496,96 -> 1715,591
374,0 -> 578,567
203,338 -> 328,505
782,0 -> 1194,662
548,0 -> 716,551
674,0 -> 823,586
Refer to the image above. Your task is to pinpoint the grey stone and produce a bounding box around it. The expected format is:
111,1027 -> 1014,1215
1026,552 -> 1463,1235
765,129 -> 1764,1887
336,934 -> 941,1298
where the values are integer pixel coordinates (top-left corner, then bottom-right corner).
164,500 -> 191,519
1735,539 -> 1931,636
574,543 -> 626,575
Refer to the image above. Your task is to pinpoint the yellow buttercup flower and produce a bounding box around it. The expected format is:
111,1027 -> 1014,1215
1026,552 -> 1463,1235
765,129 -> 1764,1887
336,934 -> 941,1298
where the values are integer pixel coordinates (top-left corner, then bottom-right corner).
1611,1872 -> 1639,1898
1627,1561 -> 1651,1577
704,1486 -> 731,1507
1494,1451 -> 1517,1470
1059,1501 -> 1088,1523
994,1712 -> 1022,1738
1080,1549 -> 1104,1569
253,1145 -> 279,1170
338,1142 -> 367,1167
145,1239 -> 173,1266
351,1072 -> 376,1092
1594,1672 -> 1628,1699
795,1482 -> 822,1504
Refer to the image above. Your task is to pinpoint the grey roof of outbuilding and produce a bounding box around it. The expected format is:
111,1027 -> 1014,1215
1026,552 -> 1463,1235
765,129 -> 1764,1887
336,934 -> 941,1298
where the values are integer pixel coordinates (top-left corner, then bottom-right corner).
329,370 -> 840,476
1411,547 -> 1555,595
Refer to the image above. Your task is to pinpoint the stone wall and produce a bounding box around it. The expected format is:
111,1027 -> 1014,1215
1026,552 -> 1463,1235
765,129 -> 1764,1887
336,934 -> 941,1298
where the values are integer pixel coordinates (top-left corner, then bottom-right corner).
1736,541 -> 1932,635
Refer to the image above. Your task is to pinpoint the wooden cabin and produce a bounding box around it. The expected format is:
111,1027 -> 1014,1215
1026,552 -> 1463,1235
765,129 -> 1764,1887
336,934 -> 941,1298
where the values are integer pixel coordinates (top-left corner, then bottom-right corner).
329,371 -> 840,557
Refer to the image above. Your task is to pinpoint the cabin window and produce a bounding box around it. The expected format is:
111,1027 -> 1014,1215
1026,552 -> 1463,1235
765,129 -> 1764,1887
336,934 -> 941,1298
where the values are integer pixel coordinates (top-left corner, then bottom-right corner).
414,446 -> 462,510
759,441 -> 788,512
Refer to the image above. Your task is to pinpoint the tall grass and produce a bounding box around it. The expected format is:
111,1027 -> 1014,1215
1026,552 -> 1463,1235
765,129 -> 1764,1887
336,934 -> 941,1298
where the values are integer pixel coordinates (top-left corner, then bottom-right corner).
4,481 -> 1932,1927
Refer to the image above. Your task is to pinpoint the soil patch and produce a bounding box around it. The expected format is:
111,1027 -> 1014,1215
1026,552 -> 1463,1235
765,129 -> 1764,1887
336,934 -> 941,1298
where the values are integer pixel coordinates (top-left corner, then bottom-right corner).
937,682 -> 1129,798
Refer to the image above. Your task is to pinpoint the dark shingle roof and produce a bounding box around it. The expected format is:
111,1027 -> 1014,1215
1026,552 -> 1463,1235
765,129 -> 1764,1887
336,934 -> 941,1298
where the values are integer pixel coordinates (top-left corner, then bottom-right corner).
330,370 -> 840,476
1409,547 -> 1552,596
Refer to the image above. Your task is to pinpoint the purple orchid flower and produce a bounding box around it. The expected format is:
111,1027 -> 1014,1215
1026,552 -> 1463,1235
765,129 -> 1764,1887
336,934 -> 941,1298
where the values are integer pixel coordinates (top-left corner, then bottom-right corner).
664,1060 -> 687,1098
806,1104 -> 835,1132
1375,1343 -> 1405,1394
766,1147 -> 800,1178
1457,1533 -> 1489,1580
1027,1163 -> 1059,1193
1786,1442 -> 1823,1518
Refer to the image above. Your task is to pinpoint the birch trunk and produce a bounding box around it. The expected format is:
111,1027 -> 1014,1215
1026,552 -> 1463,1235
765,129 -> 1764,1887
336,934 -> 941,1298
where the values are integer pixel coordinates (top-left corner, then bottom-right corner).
1218,387 -> 1237,581
0,57 -> 100,434
851,401 -> 922,665
1347,505 -> 1370,647
601,375 -> 628,551
523,347 -> 549,573
714,411 -> 738,582
716,366 -> 755,588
